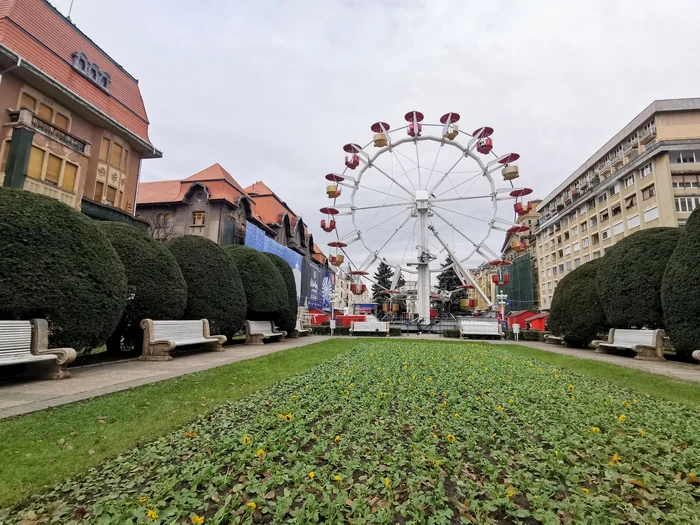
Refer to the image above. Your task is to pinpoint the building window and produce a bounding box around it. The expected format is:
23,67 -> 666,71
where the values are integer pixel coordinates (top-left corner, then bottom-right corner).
558,264 -> 564,273
589,216 -> 598,228
627,214 -> 640,229
573,241 -> 580,252
672,175 -> 700,188
546,268 -> 551,277
564,245 -> 571,256
600,210 -> 609,222
584,254 -> 591,263
625,195 -> 637,208
574,258 -> 581,268
566,261 -> 572,271
675,197 -> 700,213
192,211 -> 206,226
579,205 -> 586,216
581,221 -> 588,232
582,237 -> 589,248
612,204 -> 622,216
592,233 -> 600,245
644,206 -> 659,222
672,150 -> 699,164
564,231 -> 570,241
571,226 -> 578,236
597,193 -> 607,204
25,145 -> 79,192
642,185 -> 656,200
601,229 -> 611,240
640,163 -> 653,178
593,251 -> 601,259
18,91 -> 71,131
588,200 -> 596,211
609,183 -> 620,197
623,175 -> 634,188
570,211 -> 577,221
612,221 -> 624,236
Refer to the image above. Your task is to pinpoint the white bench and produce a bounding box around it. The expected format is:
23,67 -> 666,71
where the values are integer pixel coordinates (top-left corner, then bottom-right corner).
350,321 -> 389,336
592,328 -> 665,361
693,350 -> 700,363
245,320 -> 286,345
295,319 -> 311,337
140,319 -> 226,361
459,319 -> 501,339
544,334 -> 565,345
0,319 -> 76,379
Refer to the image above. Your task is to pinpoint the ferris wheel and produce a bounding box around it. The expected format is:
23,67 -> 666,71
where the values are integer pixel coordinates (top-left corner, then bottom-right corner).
320,111 -> 533,323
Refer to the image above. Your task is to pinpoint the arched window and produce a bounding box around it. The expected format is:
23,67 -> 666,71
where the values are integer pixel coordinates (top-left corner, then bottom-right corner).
163,213 -> 171,227
78,58 -> 86,70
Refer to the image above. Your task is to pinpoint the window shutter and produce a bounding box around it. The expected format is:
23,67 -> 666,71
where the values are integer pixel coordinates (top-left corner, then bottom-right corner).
27,146 -> 44,179
99,138 -> 110,162
20,93 -> 36,110
62,162 -> 77,191
37,103 -> 52,121
54,113 -> 69,130
106,186 -> 117,205
1,141 -> 10,172
45,154 -> 62,185
94,181 -> 104,201
110,143 -> 123,167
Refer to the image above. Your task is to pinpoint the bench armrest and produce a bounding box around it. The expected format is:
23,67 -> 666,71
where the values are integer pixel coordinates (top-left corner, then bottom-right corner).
202,319 -> 227,345
30,319 -> 77,365
591,328 -> 614,348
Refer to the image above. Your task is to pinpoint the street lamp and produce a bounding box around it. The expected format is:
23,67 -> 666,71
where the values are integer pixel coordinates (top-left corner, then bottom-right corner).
496,290 -> 508,333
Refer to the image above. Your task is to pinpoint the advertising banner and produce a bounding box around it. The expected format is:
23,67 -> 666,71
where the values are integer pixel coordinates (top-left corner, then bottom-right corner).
303,259 -> 334,311
245,222 -> 303,305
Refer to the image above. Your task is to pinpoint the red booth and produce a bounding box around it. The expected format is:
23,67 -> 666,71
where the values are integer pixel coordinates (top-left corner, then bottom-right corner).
525,312 -> 549,332
506,310 -> 536,329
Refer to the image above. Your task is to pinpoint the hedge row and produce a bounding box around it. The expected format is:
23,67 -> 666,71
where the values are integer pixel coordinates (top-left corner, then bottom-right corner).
0,188 -> 301,354
548,214 -> 700,356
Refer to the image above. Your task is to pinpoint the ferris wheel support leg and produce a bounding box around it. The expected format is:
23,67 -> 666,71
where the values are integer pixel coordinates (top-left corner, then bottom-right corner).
416,193 -> 431,324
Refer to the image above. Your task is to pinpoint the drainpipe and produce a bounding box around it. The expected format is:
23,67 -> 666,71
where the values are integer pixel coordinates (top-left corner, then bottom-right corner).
0,56 -> 23,89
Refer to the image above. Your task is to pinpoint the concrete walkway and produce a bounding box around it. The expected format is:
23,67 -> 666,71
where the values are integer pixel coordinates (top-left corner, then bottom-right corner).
0,336 -> 330,420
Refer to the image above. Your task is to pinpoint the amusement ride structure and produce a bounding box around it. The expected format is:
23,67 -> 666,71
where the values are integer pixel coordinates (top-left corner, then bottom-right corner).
320,111 -> 533,327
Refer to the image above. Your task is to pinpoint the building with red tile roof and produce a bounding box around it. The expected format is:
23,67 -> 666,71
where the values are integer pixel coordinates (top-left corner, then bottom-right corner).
0,0 -> 160,226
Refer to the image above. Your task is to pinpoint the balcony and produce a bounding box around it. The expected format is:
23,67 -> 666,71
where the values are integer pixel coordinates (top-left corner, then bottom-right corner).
599,160 -> 612,178
9,109 -> 90,155
639,126 -> 656,144
670,162 -> 700,175
611,152 -> 624,168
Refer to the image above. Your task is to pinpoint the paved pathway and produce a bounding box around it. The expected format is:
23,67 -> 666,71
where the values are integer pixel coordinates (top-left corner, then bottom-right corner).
1,335 -> 697,420
0,336 -> 330,420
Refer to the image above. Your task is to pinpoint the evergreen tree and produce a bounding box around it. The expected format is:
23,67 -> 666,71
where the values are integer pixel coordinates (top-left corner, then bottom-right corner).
371,261 -> 394,304
436,257 -> 467,313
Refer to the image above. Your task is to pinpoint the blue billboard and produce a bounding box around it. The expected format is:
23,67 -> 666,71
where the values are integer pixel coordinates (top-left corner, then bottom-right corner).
245,222 -> 303,305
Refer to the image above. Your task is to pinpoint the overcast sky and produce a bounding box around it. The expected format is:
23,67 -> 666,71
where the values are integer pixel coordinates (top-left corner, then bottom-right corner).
53,0 -> 700,274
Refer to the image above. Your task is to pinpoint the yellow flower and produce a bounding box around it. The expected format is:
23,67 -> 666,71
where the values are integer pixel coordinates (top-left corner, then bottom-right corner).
497,405 -> 503,411
285,414 -> 293,421
446,434 -> 456,443
633,399 -> 638,403
246,502 -> 257,509
312,434 -> 317,439
581,487 -> 589,494
256,448 -> 264,458
308,471 -> 315,479
610,453 -> 621,464
639,429 -> 645,437
139,496 -> 149,504
618,414 -> 626,423
492,432 -> 497,438
386,378 -> 391,383
621,400 -> 630,407
191,516 -> 204,525
441,401 -> 447,408
454,413 -> 461,418
334,475 -> 342,482
591,427 -> 600,433
568,384 -> 574,391
242,435 -> 252,445
508,399 -> 514,404
554,374 -> 560,379
432,433 -> 438,439
476,396 -> 481,401
147,509 -> 158,520
384,477 -> 391,488
430,391 -> 436,396
432,424 -> 438,430
334,435 -> 341,442
554,450 -> 558,456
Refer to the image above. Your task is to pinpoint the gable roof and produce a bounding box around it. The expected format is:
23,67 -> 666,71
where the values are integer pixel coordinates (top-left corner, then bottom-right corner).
0,0 -> 156,150
244,181 -> 299,227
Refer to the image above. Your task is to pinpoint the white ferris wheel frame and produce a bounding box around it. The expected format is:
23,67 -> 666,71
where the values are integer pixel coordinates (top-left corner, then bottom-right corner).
327,118 -> 527,323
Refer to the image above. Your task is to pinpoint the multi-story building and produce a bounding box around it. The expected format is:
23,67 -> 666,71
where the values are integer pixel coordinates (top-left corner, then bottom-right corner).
471,262 -> 497,312
331,266 -> 371,314
0,0 -> 160,224
535,98 -> 700,309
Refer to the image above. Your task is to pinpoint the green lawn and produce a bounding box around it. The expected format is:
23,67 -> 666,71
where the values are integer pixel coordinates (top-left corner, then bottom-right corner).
0,339 -> 358,508
3,340 -> 700,524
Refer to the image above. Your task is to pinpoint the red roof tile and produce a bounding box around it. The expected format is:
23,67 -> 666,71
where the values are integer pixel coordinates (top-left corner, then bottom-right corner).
0,0 -> 152,145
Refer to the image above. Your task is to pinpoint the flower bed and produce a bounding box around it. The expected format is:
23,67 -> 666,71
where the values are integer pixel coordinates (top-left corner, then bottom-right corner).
6,341 -> 700,524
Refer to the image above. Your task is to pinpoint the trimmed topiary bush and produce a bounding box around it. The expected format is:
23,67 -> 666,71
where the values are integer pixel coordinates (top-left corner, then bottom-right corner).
0,187 -> 127,351
99,222 -> 188,353
224,245 -> 287,321
596,227 -> 680,329
167,236 -> 246,336
662,209 -> 700,358
549,259 -> 608,348
264,252 -> 298,333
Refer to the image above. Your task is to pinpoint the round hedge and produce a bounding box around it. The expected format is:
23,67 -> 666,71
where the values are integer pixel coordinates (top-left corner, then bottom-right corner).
596,227 -> 681,329
0,187 -> 127,350
223,246 -> 287,321
99,222 -> 188,353
662,210 -> 700,357
264,252 -> 298,333
167,236 -> 246,336
548,259 -> 608,348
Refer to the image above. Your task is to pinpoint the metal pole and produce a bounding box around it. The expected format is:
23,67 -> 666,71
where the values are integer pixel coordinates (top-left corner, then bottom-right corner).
416,190 -> 431,324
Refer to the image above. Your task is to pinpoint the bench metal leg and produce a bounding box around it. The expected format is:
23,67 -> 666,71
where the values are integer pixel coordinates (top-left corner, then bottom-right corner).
245,334 -> 264,345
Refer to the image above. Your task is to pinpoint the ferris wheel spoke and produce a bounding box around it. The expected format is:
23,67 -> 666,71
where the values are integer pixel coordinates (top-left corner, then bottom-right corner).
434,173 -> 481,198
431,193 -> 494,204
360,205 -> 414,233
428,153 -> 471,195
376,212 -> 414,253
423,141 -> 445,192
350,182 -> 413,202
430,208 -> 500,261
401,217 -> 418,264
338,201 -> 414,213
415,141 -> 422,189
388,150 -> 418,193
371,163 -> 415,197
431,204 -> 492,226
